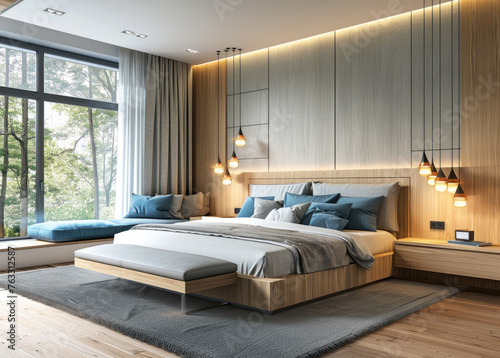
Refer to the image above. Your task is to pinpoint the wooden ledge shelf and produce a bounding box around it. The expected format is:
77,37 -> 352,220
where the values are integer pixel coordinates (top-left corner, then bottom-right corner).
0,238 -> 113,252
394,238 -> 500,281
0,238 -> 113,271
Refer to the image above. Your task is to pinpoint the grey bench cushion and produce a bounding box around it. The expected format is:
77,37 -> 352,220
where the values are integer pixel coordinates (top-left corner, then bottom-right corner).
75,244 -> 237,281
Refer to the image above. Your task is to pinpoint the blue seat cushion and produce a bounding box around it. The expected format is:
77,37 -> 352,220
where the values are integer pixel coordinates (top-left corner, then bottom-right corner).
28,218 -> 188,243
28,220 -> 123,243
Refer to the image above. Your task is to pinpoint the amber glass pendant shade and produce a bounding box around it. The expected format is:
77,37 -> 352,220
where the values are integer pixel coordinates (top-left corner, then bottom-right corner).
447,168 -> 459,194
434,169 -> 448,192
214,156 -> 224,174
453,184 -> 467,207
228,151 -> 239,169
235,128 -> 246,147
427,161 -> 438,186
418,152 -> 432,176
222,167 -> 232,186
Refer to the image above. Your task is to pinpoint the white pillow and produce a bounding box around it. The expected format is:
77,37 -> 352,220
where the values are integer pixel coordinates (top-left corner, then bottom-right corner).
265,203 -> 311,224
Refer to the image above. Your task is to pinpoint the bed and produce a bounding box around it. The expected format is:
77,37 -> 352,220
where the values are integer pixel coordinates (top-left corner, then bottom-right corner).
110,179 -> 404,312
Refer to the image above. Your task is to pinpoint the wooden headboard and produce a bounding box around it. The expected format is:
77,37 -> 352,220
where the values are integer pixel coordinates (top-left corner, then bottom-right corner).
235,169 -> 410,239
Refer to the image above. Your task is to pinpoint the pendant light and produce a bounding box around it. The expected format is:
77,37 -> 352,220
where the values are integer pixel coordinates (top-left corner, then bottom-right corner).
418,0 -> 432,177
214,50 -> 224,175
447,0 -> 459,193
427,1 -> 438,186
228,48 -> 239,169
434,0 -> 448,192
453,183 -> 467,207
222,166 -> 232,186
235,49 -> 246,147
454,0 -> 467,207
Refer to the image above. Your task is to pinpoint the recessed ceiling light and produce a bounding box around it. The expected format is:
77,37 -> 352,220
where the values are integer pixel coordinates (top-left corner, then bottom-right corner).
122,30 -> 148,39
44,8 -> 65,16
185,49 -> 200,54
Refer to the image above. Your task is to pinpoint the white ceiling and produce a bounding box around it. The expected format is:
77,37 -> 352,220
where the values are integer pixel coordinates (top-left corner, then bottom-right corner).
2,0 -> 434,65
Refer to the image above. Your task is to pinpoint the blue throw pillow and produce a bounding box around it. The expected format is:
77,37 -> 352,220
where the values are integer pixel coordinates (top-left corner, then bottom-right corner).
237,196 -> 274,218
301,202 -> 352,225
284,192 -> 340,208
309,212 -> 350,231
337,196 -> 384,231
125,194 -> 174,219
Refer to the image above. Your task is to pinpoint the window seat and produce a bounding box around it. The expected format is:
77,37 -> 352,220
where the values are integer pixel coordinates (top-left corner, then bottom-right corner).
27,218 -> 186,243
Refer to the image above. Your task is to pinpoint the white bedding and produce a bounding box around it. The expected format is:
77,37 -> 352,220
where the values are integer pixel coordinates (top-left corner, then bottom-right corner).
113,218 -> 395,278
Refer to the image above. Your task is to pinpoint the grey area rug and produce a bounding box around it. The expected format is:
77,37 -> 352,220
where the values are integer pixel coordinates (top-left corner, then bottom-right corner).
0,266 -> 459,358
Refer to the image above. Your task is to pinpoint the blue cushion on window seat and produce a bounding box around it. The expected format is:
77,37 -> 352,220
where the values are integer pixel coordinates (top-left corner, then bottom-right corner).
28,218 -> 186,243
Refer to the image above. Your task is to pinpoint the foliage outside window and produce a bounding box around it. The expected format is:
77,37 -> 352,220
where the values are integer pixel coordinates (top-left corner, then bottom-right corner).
0,42 -> 118,239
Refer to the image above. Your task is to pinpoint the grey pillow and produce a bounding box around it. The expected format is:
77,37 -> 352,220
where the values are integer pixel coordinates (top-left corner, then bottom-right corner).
312,182 -> 400,232
169,194 -> 185,219
265,203 -> 311,224
250,182 -> 312,201
251,198 -> 284,219
202,192 -> 210,216
180,192 -> 204,218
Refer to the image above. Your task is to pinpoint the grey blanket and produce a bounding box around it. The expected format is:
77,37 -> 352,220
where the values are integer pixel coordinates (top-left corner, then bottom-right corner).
132,222 -> 374,274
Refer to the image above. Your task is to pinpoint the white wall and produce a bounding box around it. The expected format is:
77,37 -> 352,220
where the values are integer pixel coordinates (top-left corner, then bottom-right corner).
0,16 -> 119,62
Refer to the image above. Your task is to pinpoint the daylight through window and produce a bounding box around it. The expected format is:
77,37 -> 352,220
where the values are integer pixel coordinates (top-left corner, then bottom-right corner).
0,40 -> 118,238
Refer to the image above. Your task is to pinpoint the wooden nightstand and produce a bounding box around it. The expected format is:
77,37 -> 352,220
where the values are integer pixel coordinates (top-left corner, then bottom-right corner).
394,238 -> 500,281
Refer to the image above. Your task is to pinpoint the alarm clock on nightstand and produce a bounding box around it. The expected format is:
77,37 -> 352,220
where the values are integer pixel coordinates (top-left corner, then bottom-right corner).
455,230 -> 475,241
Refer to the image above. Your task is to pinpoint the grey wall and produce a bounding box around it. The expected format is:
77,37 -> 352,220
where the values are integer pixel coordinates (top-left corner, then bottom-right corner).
227,3 -> 459,173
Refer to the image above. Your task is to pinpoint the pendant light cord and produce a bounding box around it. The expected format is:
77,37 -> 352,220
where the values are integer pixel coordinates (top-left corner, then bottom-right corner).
431,0 -> 434,161
458,0 -> 461,180
232,48 -> 236,154
423,0 -> 426,148
451,0 -> 454,169
439,0 -> 442,168
239,49 -> 242,133
216,51 -> 220,158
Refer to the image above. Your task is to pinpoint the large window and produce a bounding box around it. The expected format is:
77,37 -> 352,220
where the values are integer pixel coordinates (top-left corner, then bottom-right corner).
0,38 -> 118,238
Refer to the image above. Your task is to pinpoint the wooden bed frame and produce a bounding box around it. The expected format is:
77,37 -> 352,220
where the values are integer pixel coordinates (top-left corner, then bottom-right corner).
196,252 -> 393,312
78,171 -> 407,313
195,171 -> 409,312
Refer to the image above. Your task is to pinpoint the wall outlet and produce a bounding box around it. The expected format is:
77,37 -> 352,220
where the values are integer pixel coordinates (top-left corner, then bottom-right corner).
234,208 -> 241,214
430,221 -> 445,230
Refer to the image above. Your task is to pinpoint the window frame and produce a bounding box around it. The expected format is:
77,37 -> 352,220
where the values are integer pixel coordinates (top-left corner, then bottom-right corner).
0,36 -> 118,229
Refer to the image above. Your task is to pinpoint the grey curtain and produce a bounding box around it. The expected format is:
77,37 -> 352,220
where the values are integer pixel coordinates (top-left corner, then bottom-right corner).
144,55 -> 193,195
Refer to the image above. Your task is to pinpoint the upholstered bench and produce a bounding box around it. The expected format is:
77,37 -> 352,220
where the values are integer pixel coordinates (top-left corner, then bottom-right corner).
74,244 -> 238,312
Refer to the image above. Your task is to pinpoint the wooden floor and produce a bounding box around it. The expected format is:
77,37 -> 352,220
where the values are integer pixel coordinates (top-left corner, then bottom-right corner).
1,264 -> 499,358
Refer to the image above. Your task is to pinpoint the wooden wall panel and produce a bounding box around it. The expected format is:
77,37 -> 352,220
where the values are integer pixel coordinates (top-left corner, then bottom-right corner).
226,92 -> 239,128
192,61 -> 233,215
410,0 -> 500,245
241,90 -> 268,126
459,0 -> 500,245
268,33 -> 335,171
227,124 -> 268,160
411,3 -> 460,166
193,0 -> 500,246
336,14 -> 412,169
227,49 -> 268,95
